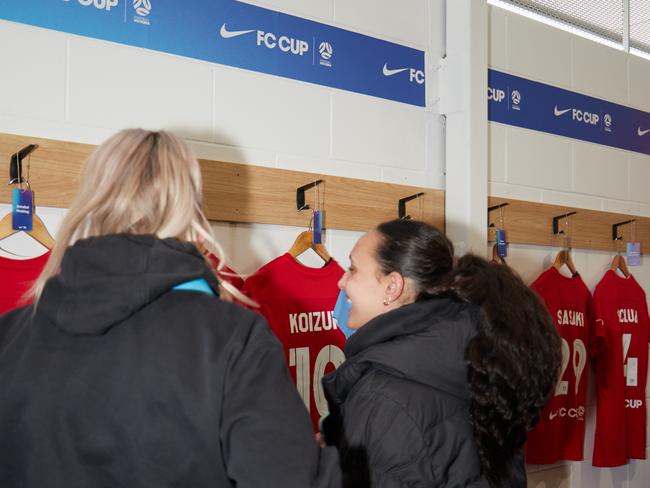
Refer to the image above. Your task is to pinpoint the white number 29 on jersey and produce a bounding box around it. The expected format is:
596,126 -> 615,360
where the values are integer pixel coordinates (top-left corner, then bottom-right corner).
555,338 -> 587,396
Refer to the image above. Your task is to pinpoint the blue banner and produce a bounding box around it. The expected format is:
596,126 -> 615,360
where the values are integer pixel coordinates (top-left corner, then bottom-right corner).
0,0 -> 425,106
488,69 -> 650,156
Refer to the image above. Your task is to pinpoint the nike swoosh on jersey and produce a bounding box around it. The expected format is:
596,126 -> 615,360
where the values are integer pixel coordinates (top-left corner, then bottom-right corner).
220,24 -> 255,39
637,127 -> 650,136
549,411 -> 558,420
554,106 -> 572,117
382,63 -> 409,77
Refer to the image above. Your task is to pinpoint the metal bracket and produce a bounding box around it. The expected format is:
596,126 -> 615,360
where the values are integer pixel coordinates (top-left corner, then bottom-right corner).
612,219 -> 635,241
552,211 -> 577,235
398,192 -> 425,219
296,179 -> 323,211
487,203 -> 509,227
9,144 -> 38,185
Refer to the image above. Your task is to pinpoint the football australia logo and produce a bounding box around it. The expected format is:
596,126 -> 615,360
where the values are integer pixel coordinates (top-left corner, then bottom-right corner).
604,113 -> 612,133
319,42 -> 333,68
133,0 -> 151,25
511,90 -> 521,111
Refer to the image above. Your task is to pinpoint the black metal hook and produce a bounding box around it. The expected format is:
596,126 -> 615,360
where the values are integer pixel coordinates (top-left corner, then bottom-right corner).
9,144 -> 38,185
552,211 -> 577,235
296,179 -> 323,211
398,192 -> 425,219
612,219 -> 635,241
487,203 -> 509,227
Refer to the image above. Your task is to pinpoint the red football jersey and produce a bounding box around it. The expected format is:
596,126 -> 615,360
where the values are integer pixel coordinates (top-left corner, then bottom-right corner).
242,253 -> 346,431
0,252 -> 50,315
526,267 -> 593,464
591,270 -> 649,467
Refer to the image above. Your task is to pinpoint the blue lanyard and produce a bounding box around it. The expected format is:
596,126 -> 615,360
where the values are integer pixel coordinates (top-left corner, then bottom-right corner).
172,279 -> 215,296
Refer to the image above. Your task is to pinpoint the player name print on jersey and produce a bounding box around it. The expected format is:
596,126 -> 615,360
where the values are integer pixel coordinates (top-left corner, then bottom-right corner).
591,270 -> 649,467
242,253 -> 346,431
289,310 -> 338,334
556,309 -> 585,327
526,267 -> 593,464
618,308 -> 638,323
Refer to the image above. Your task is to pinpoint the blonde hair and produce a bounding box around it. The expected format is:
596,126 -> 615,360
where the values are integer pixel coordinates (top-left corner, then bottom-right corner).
34,128 -> 249,304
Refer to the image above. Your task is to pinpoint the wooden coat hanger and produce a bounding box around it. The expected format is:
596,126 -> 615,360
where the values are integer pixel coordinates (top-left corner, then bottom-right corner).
1,143 -> 54,250
0,212 -> 55,250
553,249 -> 578,277
288,230 -> 331,263
491,243 -> 506,265
610,253 -> 630,278
552,212 -> 578,277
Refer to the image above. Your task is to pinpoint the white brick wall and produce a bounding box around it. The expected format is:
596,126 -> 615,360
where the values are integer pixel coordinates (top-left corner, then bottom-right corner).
0,0 -> 444,266
489,5 -> 650,487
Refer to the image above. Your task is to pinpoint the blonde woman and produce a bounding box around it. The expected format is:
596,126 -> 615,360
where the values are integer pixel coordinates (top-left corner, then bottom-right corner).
0,129 -> 340,488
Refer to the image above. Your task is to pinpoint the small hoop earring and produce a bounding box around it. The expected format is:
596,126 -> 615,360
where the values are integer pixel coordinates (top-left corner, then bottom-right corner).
383,298 -> 390,306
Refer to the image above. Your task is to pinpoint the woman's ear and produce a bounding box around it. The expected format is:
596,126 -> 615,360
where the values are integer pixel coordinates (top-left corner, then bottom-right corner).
385,271 -> 406,302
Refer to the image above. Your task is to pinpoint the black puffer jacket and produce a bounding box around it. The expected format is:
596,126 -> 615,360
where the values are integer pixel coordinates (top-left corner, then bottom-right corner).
0,234 -> 340,488
322,298 -> 510,488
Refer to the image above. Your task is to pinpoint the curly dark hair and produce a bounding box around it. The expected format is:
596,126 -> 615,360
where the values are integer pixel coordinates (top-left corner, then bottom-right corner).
376,219 -> 561,487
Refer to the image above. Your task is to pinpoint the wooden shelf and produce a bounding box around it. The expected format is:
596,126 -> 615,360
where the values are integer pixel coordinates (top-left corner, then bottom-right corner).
488,197 -> 650,252
0,132 -> 445,233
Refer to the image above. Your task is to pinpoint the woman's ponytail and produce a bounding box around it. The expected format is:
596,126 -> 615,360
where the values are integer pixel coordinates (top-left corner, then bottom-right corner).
374,220 -> 561,486
451,256 -> 561,486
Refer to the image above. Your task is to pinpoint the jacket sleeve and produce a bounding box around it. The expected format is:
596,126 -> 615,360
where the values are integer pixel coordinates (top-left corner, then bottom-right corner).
340,389 -> 433,488
220,313 -> 341,488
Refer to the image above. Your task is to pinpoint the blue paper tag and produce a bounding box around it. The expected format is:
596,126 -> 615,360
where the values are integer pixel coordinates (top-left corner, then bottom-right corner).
333,289 -> 353,339
496,228 -> 507,257
12,188 -> 33,231
313,209 -> 323,244
627,242 -> 641,267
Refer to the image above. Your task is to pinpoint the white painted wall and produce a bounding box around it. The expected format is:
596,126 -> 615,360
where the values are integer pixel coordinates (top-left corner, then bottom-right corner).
0,0 -> 446,272
489,5 -> 650,487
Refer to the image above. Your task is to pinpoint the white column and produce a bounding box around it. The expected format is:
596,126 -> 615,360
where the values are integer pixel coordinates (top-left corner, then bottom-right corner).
439,0 -> 488,257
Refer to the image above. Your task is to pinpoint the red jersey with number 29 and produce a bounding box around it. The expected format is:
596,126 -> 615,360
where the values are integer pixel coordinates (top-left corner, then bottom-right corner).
242,253 -> 346,431
525,267 -> 592,464
591,270 -> 649,467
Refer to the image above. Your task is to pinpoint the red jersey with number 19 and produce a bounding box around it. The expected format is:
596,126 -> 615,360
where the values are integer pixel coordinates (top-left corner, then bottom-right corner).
525,267 -> 592,464
591,270 -> 649,467
242,253 -> 346,431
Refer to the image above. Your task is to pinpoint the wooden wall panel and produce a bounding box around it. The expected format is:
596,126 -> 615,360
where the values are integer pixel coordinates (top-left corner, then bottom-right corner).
0,133 -> 445,233
488,197 -> 650,252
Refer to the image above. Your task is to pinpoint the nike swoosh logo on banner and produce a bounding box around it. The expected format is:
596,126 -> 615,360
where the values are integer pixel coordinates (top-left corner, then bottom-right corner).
554,106 -> 572,117
220,24 -> 255,39
382,63 -> 409,76
637,127 -> 650,136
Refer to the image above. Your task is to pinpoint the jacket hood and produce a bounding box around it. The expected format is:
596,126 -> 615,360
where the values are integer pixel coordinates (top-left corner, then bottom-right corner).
37,234 -> 219,335
324,297 -> 481,406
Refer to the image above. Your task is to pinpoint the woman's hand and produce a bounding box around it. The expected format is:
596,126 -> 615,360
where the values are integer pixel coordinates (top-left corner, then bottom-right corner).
314,432 -> 327,448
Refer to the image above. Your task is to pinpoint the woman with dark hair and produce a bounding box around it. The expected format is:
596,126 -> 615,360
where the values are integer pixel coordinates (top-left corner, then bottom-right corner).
321,219 -> 561,487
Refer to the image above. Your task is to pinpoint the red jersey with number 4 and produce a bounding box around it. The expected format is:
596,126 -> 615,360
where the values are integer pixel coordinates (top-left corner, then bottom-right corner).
525,267 -> 592,464
0,252 -> 50,315
591,270 -> 649,467
242,253 -> 346,431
